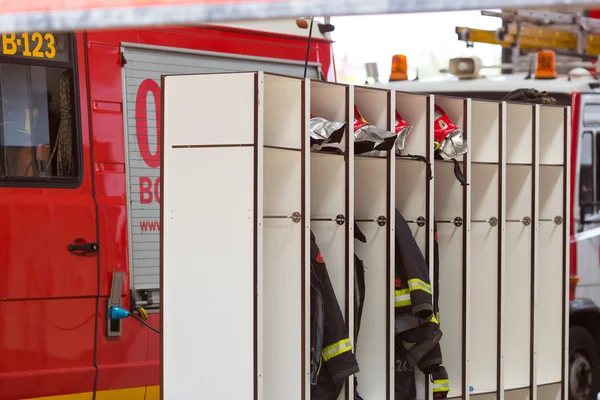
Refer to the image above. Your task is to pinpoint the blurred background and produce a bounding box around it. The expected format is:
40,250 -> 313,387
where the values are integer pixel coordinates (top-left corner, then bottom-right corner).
331,10 -> 504,83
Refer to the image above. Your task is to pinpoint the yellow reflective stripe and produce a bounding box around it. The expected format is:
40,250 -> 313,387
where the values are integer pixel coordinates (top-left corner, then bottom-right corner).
433,379 -> 450,392
430,315 -> 439,325
395,289 -> 411,307
322,338 -> 352,362
408,278 -> 432,295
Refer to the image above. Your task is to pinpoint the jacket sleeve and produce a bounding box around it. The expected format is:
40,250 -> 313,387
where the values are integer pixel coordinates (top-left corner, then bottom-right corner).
318,256 -> 360,383
395,209 -> 433,318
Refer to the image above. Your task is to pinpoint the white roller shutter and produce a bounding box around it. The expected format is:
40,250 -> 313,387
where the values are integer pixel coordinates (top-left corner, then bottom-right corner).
122,44 -> 321,306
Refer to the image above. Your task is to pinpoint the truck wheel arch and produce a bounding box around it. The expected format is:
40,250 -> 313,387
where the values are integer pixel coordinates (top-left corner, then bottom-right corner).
570,299 -> 600,400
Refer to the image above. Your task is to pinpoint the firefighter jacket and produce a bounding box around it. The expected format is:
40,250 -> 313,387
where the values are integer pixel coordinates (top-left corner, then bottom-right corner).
395,341 -> 417,400
394,209 -> 449,398
311,230 -> 360,400
394,208 -> 434,319
353,222 -> 367,400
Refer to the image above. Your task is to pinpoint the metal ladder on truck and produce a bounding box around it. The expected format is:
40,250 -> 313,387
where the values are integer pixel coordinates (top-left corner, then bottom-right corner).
454,9 -> 600,74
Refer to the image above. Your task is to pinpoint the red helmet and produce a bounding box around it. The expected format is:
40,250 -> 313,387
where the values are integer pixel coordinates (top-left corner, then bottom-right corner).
433,105 -> 468,160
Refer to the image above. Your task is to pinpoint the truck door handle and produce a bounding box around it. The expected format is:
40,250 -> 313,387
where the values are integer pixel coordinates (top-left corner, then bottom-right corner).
68,241 -> 99,253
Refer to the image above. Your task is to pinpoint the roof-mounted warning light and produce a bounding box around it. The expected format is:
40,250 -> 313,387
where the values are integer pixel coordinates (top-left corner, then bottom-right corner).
389,54 -> 408,81
535,50 -> 557,80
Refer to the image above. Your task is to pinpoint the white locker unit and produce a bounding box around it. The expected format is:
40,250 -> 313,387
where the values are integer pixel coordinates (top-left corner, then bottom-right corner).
160,71 -> 571,400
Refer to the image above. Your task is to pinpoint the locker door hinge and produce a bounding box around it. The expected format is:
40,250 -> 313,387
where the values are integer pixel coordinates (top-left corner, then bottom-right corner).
106,271 -> 125,337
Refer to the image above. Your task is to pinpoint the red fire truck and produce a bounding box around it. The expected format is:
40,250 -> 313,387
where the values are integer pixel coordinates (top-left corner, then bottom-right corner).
0,20 -> 334,400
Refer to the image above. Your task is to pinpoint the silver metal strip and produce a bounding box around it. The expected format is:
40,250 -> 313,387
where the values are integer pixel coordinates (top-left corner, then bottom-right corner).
1,0 -> 599,33
121,42 -> 322,69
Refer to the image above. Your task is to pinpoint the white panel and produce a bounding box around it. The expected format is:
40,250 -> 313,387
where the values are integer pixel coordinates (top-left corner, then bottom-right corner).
163,73 -> 256,146
396,92 -> 429,156
395,160 -> 428,223
505,103 -> 533,165
162,146 -> 255,399
471,164 -> 499,222
536,223 -> 563,385
471,100 -> 500,164
354,156 -> 388,398
264,149 -> 302,215
504,388 -> 530,400
434,162 -> 463,220
437,223 -> 464,399
471,394 -> 498,400
504,223 -> 531,390
539,166 -> 564,220
506,165 -> 532,222
469,223 -> 498,395
355,157 -> 387,216
311,153 -> 346,217
539,107 -> 565,166
354,86 -> 388,129
264,74 -> 303,150
537,383 -> 561,400
263,148 -> 303,399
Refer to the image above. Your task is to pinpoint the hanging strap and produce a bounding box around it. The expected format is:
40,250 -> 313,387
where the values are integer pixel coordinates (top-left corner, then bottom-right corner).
452,158 -> 468,187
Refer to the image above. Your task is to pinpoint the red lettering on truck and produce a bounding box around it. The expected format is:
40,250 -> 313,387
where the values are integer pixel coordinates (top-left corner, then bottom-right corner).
135,79 -> 162,206
135,78 -> 161,169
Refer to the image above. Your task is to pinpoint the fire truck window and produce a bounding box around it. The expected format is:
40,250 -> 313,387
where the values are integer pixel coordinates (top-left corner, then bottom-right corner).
0,64 -> 77,180
580,131 -> 594,212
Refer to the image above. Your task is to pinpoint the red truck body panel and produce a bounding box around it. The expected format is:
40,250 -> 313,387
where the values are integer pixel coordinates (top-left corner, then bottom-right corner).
0,25 -> 333,400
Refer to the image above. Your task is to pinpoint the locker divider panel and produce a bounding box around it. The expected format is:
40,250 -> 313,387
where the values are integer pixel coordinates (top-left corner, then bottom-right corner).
262,74 -> 307,400
468,100 -> 503,396
309,79 -> 354,400
395,91 -> 434,400
536,105 -> 569,398
161,72 -> 259,399
433,96 -> 470,400
504,102 -> 535,393
353,86 -> 392,399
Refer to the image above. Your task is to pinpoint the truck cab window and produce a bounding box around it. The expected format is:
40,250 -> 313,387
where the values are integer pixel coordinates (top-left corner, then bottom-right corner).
580,131 -> 595,215
0,32 -> 78,182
